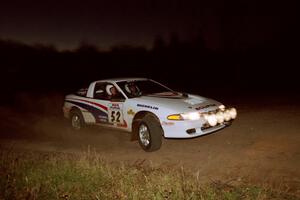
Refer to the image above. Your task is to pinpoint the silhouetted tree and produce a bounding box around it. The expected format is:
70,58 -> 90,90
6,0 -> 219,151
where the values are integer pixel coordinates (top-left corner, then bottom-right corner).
194,28 -> 206,50
152,35 -> 166,52
168,32 -> 180,50
76,42 -> 99,54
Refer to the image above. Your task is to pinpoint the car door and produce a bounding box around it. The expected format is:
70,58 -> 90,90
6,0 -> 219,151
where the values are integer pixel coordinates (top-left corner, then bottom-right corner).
92,82 -> 127,129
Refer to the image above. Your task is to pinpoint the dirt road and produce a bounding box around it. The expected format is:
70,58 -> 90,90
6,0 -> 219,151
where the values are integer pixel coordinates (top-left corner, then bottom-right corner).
1,94 -> 300,192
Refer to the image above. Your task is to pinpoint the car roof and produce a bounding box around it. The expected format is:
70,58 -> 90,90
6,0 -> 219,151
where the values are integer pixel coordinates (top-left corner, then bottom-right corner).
95,77 -> 148,83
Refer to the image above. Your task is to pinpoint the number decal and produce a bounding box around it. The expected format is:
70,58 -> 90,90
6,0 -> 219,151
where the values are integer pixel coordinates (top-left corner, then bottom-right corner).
116,111 -> 120,122
108,103 -> 124,125
110,111 -> 121,123
111,111 -> 115,122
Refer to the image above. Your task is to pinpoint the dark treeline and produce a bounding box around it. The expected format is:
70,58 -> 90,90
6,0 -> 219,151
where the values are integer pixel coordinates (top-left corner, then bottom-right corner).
0,34 -> 298,103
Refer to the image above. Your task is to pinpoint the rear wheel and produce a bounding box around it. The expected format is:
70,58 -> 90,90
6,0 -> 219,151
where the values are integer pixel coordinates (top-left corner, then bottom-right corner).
70,109 -> 85,130
137,114 -> 162,152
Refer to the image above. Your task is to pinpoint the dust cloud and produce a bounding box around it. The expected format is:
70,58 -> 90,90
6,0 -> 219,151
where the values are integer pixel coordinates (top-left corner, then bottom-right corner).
0,92 -> 300,192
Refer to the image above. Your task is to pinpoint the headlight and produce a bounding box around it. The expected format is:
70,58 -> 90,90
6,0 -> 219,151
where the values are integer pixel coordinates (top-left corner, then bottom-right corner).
181,112 -> 201,120
167,112 -> 201,121
229,108 -> 237,119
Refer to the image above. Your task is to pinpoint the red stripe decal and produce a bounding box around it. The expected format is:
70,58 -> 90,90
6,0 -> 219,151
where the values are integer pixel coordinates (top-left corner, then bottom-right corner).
68,98 -> 108,111
117,120 -> 128,128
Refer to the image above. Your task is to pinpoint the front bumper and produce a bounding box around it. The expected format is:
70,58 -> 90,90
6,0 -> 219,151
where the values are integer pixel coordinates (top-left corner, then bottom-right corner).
162,118 -> 233,138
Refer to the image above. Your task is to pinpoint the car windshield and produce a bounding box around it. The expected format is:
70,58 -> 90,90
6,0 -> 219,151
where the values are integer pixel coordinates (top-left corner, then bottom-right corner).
117,80 -> 174,98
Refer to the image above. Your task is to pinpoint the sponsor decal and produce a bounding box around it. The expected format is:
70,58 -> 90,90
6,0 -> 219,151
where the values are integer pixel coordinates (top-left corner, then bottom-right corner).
109,103 -> 120,110
98,115 -> 108,122
99,115 -> 108,119
127,109 -> 135,116
161,121 -> 175,126
195,104 -> 216,110
137,104 -> 159,110
99,118 -> 108,122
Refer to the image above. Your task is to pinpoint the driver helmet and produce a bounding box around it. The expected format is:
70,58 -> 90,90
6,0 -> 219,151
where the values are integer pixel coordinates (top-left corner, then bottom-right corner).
106,85 -> 114,95
125,83 -> 139,94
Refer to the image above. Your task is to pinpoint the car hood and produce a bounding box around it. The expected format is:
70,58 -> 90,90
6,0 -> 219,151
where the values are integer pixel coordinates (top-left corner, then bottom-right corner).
134,93 -> 221,113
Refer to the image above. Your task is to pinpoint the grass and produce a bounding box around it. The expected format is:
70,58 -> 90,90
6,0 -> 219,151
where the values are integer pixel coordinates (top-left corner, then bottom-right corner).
0,149 -> 298,200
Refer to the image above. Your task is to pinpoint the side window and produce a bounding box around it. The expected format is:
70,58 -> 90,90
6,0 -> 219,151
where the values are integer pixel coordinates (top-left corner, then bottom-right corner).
93,82 -> 126,101
76,87 -> 88,97
94,83 -> 110,100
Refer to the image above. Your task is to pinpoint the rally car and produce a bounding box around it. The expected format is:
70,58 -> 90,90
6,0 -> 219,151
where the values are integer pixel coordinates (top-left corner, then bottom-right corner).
63,78 -> 237,151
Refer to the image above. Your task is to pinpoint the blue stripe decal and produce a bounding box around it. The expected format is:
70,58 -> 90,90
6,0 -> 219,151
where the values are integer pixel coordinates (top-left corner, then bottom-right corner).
66,100 -> 108,123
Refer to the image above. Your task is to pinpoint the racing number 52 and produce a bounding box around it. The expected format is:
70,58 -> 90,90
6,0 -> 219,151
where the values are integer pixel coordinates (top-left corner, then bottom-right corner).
111,111 -> 121,123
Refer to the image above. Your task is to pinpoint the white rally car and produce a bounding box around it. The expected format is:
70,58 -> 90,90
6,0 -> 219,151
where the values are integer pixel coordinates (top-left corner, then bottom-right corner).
63,78 -> 237,151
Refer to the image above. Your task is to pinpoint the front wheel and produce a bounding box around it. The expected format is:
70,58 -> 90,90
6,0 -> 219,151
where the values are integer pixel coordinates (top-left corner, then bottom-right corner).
138,114 -> 162,152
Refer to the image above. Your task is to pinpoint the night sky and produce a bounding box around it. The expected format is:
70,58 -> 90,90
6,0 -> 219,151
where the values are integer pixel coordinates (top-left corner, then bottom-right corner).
1,0 -> 296,51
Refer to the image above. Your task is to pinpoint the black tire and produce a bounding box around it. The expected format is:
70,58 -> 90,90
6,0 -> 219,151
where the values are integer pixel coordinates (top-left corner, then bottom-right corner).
137,114 -> 162,152
70,109 -> 85,130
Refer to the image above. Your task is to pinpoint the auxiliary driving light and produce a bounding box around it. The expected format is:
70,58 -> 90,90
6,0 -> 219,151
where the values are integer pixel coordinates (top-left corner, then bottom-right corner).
207,114 -> 218,126
218,105 -> 225,111
216,112 -> 224,123
229,108 -> 237,119
224,110 -> 231,121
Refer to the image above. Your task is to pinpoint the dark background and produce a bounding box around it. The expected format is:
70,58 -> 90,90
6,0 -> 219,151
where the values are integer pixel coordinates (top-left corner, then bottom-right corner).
1,0 -> 299,105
